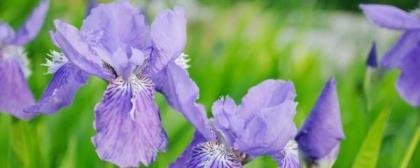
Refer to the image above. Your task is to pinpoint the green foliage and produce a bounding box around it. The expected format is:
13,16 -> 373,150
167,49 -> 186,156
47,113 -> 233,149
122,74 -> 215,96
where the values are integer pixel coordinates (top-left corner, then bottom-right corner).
352,109 -> 390,168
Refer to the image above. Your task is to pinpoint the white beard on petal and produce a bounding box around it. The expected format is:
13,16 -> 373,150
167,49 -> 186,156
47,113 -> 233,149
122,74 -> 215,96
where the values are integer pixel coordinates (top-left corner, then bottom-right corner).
175,52 -> 190,70
2,45 -> 31,77
43,50 -> 69,74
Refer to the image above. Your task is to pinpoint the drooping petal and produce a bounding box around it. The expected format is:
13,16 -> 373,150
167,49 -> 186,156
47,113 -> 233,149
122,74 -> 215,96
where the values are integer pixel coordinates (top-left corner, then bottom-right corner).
93,76 -> 167,167
366,42 -> 378,68
25,63 -> 88,114
295,78 -> 345,161
360,4 -> 420,30
154,62 -> 215,139
0,22 -> 15,44
396,46 -> 420,106
0,58 -> 34,119
170,131 -> 207,168
381,30 -> 420,68
81,1 -> 151,53
212,96 -> 237,146
274,141 -> 300,168
148,6 -> 187,75
233,101 -> 298,156
52,20 -> 114,80
187,141 -> 243,168
12,0 -> 49,45
1,45 -> 31,77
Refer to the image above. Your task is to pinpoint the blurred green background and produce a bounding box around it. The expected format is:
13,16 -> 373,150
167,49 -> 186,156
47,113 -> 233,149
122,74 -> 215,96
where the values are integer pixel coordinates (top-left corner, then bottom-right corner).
0,0 -> 419,167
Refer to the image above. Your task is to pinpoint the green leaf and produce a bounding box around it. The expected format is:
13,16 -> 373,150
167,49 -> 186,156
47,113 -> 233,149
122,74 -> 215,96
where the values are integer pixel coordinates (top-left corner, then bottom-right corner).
59,137 -> 77,168
352,109 -> 390,168
400,126 -> 419,168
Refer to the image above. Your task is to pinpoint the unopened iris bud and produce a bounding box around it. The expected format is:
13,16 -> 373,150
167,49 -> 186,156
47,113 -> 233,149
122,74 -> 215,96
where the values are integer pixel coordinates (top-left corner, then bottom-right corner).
295,79 -> 345,168
366,42 -> 378,68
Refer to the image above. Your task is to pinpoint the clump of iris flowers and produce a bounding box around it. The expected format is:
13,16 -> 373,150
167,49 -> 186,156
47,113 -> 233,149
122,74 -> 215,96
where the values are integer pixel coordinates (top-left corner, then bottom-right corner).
170,79 -> 299,168
27,2 -> 213,167
1,1 -> 348,167
360,4 -> 420,107
0,0 -> 49,119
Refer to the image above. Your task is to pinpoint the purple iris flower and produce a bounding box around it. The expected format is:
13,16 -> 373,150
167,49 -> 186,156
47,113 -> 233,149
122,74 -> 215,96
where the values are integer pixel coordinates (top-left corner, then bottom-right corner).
360,4 -> 420,106
0,0 -> 49,119
27,2 -> 213,167
170,79 -> 298,168
295,79 -> 345,167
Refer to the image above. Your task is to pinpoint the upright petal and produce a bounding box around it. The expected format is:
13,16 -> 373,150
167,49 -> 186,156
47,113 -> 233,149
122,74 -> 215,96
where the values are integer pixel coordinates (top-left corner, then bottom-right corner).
12,0 -> 49,45
360,4 -> 420,30
233,101 -> 298,156
148,6 -> 187,75
52,20 -> 114,80
212,96 -> 237,146
154,63 -> 215,139
0,23 -> 15,44
81,1 -> 151,53
240,79 -> 296,117
295,79 -> 345,161
170,131 -> 207,168
381,30 -> 420,68
396,46 -> 420,106
25,63 -> 88,114
0,58 -> 34,119
212,80 -> 298,156
93,76 -> 167,167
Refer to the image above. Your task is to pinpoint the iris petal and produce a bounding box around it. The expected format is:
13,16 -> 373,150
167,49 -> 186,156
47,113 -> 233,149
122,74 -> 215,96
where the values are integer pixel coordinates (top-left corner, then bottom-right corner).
52,20 -> 114,80
396,46 -> 420,106
212,96 -> 237,146
25,63 -> 88,114
0,58 -> 34,119
148,6 -> 187,75
0,23 -> 15,44
212,80 -> 298,156
274,141 -> 300,168
187,141 -> 243,168
360,4 -> 420,30
12,0 -> 49,45
154,62 -> 215,139
240,79 -> 296,117
81,1 -> 151,53
92,76 -> 167,167
233,101 -> 297,156
170,131 -> 207,168
381,30 -> 420,69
